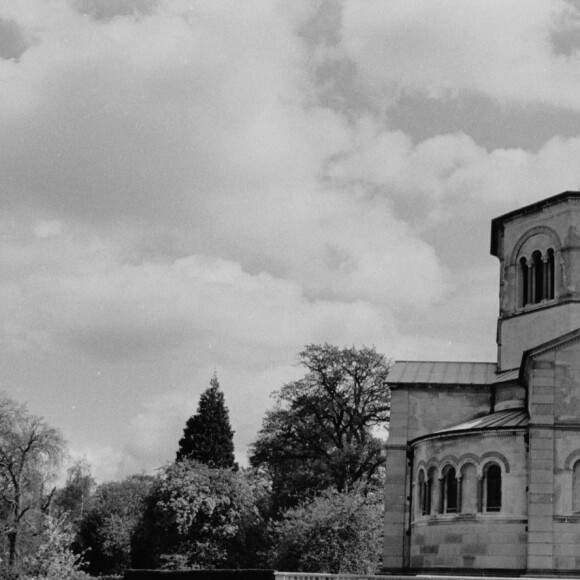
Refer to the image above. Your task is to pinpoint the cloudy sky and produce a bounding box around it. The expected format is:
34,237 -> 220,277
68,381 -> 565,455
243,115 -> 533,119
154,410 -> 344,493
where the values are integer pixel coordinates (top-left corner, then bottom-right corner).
3,0 -> 580,481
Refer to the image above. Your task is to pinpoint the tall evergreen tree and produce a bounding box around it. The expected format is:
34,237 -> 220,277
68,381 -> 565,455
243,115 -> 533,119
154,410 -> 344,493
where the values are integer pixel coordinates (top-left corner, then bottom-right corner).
176,374 -> 236,468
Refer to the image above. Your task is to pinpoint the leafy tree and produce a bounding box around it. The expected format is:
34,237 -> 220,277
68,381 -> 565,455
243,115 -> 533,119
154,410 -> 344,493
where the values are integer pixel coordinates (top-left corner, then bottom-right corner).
21,513 -> 89,580
131,461 -> 267,570
52,460 -> 95,529
176,374 -> 236,469
270,488 -> 383,573
250,344 -> 390,510
78,474 -> 153,576
0,394 -> 66,574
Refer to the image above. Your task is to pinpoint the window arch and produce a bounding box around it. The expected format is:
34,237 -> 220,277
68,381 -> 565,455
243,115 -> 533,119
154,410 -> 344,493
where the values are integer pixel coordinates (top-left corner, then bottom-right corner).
481,463 -> 502,512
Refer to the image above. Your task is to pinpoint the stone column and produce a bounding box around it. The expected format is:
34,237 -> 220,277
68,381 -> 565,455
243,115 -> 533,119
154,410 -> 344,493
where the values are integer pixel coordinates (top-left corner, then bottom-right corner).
527,359 -> 555,573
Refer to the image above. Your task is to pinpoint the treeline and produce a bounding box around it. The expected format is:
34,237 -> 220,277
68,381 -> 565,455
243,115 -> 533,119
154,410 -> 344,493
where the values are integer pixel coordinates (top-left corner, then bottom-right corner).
0,344 -> 390,579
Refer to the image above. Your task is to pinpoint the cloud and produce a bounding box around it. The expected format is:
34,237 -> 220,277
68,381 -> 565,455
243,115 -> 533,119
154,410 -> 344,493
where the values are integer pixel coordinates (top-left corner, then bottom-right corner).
341,0 -> 580,111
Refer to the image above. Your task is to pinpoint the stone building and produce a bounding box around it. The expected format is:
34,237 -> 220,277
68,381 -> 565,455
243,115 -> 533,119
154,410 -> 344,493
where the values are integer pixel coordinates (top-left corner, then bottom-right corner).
382,191 -> 580,574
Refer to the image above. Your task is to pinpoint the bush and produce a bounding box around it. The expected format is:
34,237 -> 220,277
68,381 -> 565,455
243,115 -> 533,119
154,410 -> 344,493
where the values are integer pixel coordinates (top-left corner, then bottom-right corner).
269,488 -> 382,573
124,570 -> 275,580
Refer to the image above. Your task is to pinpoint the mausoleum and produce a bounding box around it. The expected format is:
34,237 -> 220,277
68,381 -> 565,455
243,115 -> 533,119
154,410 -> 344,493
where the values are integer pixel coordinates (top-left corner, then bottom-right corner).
382,191 -> 580,574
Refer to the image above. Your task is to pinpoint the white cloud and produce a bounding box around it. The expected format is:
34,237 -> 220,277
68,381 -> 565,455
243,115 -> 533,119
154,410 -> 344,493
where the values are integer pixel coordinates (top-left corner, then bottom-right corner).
341,0 -> 580,110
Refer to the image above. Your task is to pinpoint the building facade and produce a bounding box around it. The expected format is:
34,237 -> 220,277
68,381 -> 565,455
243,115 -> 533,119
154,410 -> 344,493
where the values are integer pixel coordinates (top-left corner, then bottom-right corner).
382,191 -> 580,574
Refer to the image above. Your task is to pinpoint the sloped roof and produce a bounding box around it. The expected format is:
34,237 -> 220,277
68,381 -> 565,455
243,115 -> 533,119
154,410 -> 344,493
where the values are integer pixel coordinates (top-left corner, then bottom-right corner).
387,361 -> 497,386
433,408 -> 529,434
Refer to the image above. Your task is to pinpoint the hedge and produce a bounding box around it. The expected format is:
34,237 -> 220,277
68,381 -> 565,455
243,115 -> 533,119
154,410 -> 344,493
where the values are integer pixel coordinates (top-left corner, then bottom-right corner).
124,569 -> 275,580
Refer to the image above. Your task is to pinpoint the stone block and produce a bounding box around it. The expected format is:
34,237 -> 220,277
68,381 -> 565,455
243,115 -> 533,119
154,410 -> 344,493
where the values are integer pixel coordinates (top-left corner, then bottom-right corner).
533,394 -> 555,404
531,414 -> 555,424
528,542 -> 553,556
530,459 -> 554,471
528,516 -> 553,531
528,554 -> 553,569
529,502 -> 554,516
553,542 -> 580,556
382,555 -> 403,569
528,531 -> 553,544
529,482 -> 554,494
533,361 -> 555,371
530,449 -> 554,459
529,469 -> 554,483
530,437 -> 554,450
554,555 -> 576,570
533,385 -> 554,396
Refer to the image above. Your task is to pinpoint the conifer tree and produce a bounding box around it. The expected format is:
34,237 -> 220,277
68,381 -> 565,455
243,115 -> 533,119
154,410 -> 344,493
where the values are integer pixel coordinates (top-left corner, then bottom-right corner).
176,373 -> 236,468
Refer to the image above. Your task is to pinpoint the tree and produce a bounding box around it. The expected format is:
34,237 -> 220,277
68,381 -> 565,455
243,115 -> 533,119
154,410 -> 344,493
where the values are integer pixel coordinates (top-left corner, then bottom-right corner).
269,488 -> 383,574
131,461 -> 267,570
176,374 -> 236,469
78,474 -> 153,576
52,459 -> 96,528
0,394 -> 66,574
250,344 -> 390,510
22,513 -> 89,580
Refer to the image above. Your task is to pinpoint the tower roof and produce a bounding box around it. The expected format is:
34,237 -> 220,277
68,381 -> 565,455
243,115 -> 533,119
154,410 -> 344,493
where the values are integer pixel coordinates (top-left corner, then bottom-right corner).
490,190 -> 580,257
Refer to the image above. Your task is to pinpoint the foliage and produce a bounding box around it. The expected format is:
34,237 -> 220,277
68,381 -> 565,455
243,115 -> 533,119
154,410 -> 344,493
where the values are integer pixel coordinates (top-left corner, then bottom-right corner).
0,394 -> 66,574
269,488 -> 383,573
52,459 -> 95,532
21,513 -> 89,580
250,344 -> 390,510
79,474 -> 154,576
177,374 -> 236,469
131,461 -> 267,570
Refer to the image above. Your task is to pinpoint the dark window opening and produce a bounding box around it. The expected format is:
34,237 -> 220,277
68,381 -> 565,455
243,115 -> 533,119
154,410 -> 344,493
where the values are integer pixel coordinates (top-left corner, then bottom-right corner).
520,257 -> 529,307
444,467 -> 458,513
486,464 -> 502,512
520,248 -> 556,307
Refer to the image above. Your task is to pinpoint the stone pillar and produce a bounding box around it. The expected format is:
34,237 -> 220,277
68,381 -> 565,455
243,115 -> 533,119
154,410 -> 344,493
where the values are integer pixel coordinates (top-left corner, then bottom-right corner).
382,388 -> 410,573
526,360 -> 555,573
382,445 -> 408,572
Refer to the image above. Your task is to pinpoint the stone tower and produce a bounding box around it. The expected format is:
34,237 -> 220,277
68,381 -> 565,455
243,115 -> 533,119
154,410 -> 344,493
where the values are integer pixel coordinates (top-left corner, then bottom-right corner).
491,191 -> 580,371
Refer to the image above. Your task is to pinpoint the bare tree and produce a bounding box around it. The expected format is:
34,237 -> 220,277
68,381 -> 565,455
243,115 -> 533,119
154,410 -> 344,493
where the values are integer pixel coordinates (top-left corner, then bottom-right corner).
0,394 -> 66,572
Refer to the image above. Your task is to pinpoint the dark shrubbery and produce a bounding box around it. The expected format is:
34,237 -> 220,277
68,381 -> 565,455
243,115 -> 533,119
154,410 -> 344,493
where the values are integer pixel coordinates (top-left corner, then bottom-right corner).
124,570 -> 275,580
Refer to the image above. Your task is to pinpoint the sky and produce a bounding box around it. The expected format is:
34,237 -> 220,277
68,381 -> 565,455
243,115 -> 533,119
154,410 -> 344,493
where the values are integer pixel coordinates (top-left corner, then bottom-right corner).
3,0 -> 580,482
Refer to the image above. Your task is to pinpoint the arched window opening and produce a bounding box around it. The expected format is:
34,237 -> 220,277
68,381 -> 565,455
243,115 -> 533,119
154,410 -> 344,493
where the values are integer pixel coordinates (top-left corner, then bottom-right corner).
427,467 -> 436,515
417,471 -> 425,518
573,461 -> 580,513
519,249 -> 556,308
484,464 -> 502,512
547,248 -> 555,300
442,466 -> 458,513
532,250 -> 544,303
520,257 -> 529,307
460,463 -> 478,514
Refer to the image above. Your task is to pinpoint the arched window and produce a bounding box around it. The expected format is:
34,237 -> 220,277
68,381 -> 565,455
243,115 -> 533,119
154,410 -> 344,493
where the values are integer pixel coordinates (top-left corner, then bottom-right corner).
441,466 -> 458,513
427,467 -> 436,515
460,463 -> 478,514
532,250 -> 543,303
573,461 -> 580,513
519,248 -> 556,307
546,248 -> 555,300
520,257 -> 529,307
483,464 -> 502,512
417,470 -> 425,518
